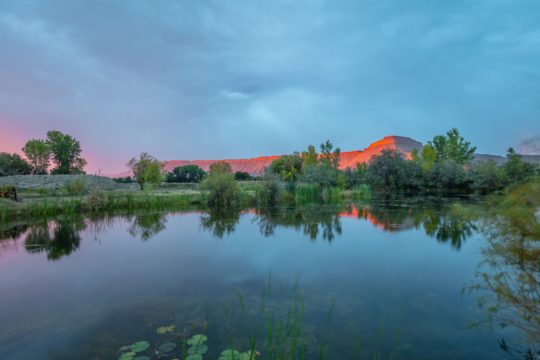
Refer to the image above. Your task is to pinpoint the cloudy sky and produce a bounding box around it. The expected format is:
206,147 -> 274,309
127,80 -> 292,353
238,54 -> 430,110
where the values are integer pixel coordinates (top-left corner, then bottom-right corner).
1,0 -> 539,173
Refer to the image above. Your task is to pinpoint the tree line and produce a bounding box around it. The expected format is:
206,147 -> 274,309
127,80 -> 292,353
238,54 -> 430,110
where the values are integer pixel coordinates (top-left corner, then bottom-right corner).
0,131 -> 86,176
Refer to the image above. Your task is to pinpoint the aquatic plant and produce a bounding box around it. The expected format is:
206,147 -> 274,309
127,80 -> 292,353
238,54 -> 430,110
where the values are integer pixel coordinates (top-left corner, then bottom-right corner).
156,324 -> 176,334
128,341 -> 150,353
158,342 -> 177,353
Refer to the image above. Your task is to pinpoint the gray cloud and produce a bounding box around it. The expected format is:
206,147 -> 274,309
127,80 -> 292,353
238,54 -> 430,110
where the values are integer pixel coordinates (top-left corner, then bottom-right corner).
0,0 -> 539,172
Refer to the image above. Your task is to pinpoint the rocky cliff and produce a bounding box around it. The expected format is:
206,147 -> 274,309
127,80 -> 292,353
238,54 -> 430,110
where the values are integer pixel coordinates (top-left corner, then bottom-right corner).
161,136 -> 423,175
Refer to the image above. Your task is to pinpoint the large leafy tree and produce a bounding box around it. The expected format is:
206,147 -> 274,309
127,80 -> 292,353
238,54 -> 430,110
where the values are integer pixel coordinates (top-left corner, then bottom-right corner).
503,148 -> 537,184
166,164 -> 206,183
202,161 -> 239,207
270,154 -> 303,182
22,139 -> 51,174
0,152 -> 32,176
46,131 -> 87,174
127,153 -> 163,190
429,128 -> 476,164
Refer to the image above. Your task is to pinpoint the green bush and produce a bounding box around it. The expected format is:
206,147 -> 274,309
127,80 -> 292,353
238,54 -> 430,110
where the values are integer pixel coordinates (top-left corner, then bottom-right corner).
350,184 -> 372,200
201,161 -> 239,207
257,173 -> 282,206
82,188 -> 109,211
64,178 -> 87,195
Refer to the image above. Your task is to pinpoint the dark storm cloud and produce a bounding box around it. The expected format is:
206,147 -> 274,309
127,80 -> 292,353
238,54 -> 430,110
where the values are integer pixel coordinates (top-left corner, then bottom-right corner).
0,0 -> 539,172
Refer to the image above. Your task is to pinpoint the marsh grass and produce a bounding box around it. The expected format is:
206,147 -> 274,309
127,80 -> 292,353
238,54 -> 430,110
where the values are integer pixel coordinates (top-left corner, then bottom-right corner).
0,190 -> 206,222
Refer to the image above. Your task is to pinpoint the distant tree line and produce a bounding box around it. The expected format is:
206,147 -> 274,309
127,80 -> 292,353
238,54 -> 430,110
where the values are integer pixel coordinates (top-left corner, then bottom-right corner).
125,128 -> 538,206
0,130 -> 87,176
262,128 -> 539,203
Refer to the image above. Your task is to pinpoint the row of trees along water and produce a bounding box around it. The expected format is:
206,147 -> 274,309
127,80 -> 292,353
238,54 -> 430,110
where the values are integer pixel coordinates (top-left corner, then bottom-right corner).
124,128 -> 539,206
1,128 -> 538,206
0,131 -> 86,175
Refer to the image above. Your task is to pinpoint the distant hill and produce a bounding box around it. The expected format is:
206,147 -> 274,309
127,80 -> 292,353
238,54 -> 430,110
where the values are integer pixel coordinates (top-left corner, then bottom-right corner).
159,136 -> 423,176
108,136 -> 539,178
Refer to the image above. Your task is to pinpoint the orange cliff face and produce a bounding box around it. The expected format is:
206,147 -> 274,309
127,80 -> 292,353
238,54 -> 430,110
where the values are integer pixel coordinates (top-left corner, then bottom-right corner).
112,136 -> 423,177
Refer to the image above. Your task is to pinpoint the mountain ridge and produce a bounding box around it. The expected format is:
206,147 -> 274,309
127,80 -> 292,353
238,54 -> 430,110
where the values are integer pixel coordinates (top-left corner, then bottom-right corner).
107,135 -> 540,178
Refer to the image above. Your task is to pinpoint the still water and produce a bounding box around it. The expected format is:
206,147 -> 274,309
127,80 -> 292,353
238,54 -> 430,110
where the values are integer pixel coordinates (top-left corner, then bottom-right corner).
0,200 -> 537,359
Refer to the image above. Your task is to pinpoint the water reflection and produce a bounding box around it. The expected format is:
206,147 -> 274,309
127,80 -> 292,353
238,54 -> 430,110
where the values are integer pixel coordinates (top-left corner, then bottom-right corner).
466,199 -> 540,355
0,200 -> 480,257
254,206 -> 342,241
200,207 -> 241,238
127,212 -> 168,241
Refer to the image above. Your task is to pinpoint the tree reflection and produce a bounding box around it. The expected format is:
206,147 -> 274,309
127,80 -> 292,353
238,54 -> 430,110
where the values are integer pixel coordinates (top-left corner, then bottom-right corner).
254,205 -> 343,242
24,217 -> 86,260
466,192 -> 540,355
128,212 -> 168,241
200,206 -> 241,238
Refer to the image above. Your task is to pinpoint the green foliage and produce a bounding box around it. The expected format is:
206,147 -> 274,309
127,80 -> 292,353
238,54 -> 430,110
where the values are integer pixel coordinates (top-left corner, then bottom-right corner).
167,165 -> 206,183
301,145 -> 318,169
349,184 -> 371,200
234,171 -> 252,181
469,160 -> 505,194
424,160 -> 470,193
257,172 -> 282,206
269,154 -> 303,182
502,148 -> 537,185
428,128 -> 476,164
47,130 -> 87,174
412,144 -> 437,171
202,161 -> 239,207
82,188 -> 109,212
64,177 -> 87,195
319,140 -> 341,169
342,163 -> 367,189
0,152 -> 32,176
113,176 -> 134,184
22,139 -> 51,174
366,150 -> 409,192
127,153 -> 163,190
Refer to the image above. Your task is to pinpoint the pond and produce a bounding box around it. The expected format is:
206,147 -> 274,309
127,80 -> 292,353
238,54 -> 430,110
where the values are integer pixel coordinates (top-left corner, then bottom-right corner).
0,199 -> 538,359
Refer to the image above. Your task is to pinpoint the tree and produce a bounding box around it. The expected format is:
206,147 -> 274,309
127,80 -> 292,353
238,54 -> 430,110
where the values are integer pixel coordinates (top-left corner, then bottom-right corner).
469,160 -> 505,194
234,171 -> 252,181
270,154 -> 303,182
301,145 -> 318,169
320,140 -> 341,170
412,144 -> 438,171
424,160 -> 470,193
429,128 -> 476,164
502,148 -> 537,185
127,152 -> 163,190
0,152 -> 32,176
22,139 -> 51,174
202,161 -> 239,207
166,165 -> 206,183
366,150 -> 409,192
46,131 -> 87,174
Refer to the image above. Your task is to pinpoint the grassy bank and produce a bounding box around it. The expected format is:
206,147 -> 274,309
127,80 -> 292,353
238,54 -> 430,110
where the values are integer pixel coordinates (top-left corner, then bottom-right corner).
0,189 -> 211,222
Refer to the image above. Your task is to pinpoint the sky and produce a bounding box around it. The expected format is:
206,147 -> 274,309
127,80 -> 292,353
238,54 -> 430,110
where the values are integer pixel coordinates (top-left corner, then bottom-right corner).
0,0 -> 539,174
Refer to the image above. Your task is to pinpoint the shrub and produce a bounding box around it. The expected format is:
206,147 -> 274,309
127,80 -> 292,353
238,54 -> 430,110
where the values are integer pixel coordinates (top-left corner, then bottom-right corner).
201,161 -> 239,207
257,173 -> 281,206
82,188 -> 109,212
64,177 -> 87,195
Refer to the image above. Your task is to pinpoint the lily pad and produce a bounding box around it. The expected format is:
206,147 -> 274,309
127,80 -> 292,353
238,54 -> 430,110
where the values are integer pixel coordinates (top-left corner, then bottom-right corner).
187,334 -> 207,345
188,344 -> 208,355
158,342 -> 177,353
119,346 -> 132,352
240,350 -> 258,360
134,357 -> 151,360
119,352 -> 135,360
156,324 -> 176,334
186,355 -> 203,360
219,349 -> 241,360
130,341 -> 150,353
